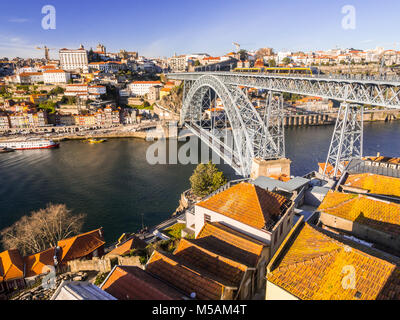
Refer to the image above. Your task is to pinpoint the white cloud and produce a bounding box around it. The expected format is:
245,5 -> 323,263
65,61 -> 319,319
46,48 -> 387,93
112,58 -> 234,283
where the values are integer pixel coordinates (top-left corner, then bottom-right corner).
8,18 -> 29,23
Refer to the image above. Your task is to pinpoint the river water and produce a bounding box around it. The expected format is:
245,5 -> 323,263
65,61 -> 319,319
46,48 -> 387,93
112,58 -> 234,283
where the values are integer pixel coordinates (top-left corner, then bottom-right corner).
0,122 -> 399,244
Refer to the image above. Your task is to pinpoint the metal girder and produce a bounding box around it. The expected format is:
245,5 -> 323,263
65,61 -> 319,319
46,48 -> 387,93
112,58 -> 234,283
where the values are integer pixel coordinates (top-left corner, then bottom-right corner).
323,103 -> 364,177
265,92 -> 285,158
169,72 -> 400,109
181,74 -> 281,177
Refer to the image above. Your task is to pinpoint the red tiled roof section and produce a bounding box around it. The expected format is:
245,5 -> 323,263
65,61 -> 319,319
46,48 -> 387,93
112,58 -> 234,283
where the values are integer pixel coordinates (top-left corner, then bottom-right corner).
196,222 -> 264,267
101,266 -> 185,300
58,229 -> 105,262
23,248 -> 55,278
318,191 -> 400,236
107,236 -> 147,256
196,182 -> 287,229
173,238 -> 247,286
267,223 -> 400,300
344,173 -> 400,198
0,249 -> 24,281
146,250 -> 225,300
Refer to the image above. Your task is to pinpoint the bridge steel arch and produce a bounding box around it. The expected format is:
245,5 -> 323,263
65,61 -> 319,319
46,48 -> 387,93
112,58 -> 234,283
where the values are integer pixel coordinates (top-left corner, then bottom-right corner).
181,74 -> 282,177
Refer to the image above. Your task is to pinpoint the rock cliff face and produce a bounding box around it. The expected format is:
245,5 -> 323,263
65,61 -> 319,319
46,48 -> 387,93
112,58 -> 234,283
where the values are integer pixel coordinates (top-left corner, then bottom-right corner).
159,85 -> 183,114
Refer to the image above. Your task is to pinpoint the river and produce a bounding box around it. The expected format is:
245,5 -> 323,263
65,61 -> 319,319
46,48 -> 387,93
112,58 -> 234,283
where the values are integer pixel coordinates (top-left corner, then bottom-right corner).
0,122 -> 399,244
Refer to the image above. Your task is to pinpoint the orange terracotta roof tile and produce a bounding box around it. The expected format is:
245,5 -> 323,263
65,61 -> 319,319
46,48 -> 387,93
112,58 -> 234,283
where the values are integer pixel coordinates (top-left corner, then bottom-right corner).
318,191 -> 400,236
0,249 -> 24,281
173,238 -> 247,286
146,250 -> 227,300
196,182 -> 288,230
344,173 -> 400,198
23,248 -> 55,278
107,236 -> 147,256
57,228 -> 105,262
101,266 -> 186,300
196,222 -> 264,267
267,223 -> 400,300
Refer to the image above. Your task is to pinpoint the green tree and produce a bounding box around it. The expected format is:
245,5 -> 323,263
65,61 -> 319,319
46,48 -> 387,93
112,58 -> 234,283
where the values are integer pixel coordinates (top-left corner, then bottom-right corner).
189,162 -> 227,198
268,59 -> 277,67
38,101 -> 57,113
238,49 -> 248,61
282,57 -> 292,65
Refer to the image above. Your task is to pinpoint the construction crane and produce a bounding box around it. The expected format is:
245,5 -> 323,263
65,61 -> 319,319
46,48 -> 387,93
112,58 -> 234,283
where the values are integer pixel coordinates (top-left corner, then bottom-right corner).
35,46 -> 56,61
233,42 -> 241,53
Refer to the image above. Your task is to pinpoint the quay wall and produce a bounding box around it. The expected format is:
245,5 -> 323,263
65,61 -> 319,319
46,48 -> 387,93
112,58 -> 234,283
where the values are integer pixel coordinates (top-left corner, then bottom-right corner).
284,110 -> 400,127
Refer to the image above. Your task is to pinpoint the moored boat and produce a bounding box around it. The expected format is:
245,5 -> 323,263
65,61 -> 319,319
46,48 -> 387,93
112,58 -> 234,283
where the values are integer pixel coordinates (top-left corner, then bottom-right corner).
0,147 -> 15,153
0,140 -> 60,150
86,138 -> 107,144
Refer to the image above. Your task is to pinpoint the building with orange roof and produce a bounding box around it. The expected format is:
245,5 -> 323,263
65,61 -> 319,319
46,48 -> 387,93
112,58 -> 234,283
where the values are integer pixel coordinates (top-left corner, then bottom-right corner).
189,182 -> 294,258
107,236 -> 147,256
146,250 -> 235,300
57,228 -> 105,263
23,248 -> 55,278
341,173 -> 400,199
100,266 -> 188,300
266,218 -> 400,300
0,249 -> 25,294
317,190 -> 400,254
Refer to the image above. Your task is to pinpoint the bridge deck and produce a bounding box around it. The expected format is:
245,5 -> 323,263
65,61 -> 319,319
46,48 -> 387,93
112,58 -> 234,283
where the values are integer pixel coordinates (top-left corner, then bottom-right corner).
168,71 -> 400,109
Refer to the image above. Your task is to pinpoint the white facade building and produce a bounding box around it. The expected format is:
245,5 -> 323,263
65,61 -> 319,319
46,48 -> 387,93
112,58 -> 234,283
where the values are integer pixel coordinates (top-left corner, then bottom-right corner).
59,45 -> 89,72
43,69 -> 71,84
128,81 -> 162,96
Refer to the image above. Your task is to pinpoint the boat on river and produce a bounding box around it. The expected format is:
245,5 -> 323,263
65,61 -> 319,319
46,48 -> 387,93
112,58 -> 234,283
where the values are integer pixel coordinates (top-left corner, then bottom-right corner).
86,138 -> 107,144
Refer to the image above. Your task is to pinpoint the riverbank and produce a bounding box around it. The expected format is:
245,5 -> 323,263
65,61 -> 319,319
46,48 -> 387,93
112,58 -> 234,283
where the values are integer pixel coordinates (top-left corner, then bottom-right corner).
51,131 -> 148,142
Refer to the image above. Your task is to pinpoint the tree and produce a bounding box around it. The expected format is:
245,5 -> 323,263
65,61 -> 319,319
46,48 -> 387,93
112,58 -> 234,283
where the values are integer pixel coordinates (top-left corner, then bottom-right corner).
189,162 -> 227,198
0,203 -> 86,256
282,57 -> 292,65
38,101 -> 57,114
268,59 -> 277,67
238,49 -> 248,62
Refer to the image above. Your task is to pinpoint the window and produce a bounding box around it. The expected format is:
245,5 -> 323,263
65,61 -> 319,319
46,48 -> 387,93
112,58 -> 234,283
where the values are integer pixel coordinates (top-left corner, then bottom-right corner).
204,214 -> 211,223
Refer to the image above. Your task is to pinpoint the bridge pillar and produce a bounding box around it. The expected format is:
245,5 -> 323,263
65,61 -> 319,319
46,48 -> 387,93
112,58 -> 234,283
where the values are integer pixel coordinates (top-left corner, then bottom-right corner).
323,103 -> 364,178
250,158 -> 292,180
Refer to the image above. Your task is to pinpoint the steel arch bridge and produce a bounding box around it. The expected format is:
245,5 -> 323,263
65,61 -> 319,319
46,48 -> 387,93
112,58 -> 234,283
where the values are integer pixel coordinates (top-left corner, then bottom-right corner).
179,74 -> 284,177
168,71 -> 400,178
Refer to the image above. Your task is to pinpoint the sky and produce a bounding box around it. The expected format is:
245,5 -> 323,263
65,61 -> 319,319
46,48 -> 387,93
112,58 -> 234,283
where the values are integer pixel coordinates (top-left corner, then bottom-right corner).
1,0 -> 400,59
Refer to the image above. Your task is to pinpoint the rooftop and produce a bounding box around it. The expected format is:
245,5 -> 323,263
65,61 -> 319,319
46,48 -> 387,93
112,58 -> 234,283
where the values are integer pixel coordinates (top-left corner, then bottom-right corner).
0,249 -> 24,282
23,248 -> 55,278
196,222 -> 265,267
146,250 -> 228,300
101,266 -> 187,300
317,191 -> 400,236
173,238 -> 247,287
196,182 -> 290,231
343,173 -> 400,199
51,281 -> 116,300
267,222 -> 400,300
107,236 -> 147,256
57,228 -> 105,262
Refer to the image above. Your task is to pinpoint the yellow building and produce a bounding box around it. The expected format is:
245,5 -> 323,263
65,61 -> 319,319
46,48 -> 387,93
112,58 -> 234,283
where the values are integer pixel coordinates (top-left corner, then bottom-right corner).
160,87 -> 172,99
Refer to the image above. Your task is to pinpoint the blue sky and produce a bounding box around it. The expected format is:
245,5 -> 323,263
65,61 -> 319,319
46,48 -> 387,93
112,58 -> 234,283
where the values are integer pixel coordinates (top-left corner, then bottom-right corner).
1,0 -> 400,59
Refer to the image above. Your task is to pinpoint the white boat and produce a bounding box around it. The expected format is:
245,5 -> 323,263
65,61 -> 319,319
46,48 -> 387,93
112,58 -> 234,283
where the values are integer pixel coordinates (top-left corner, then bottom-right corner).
0,140 -> 60,150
